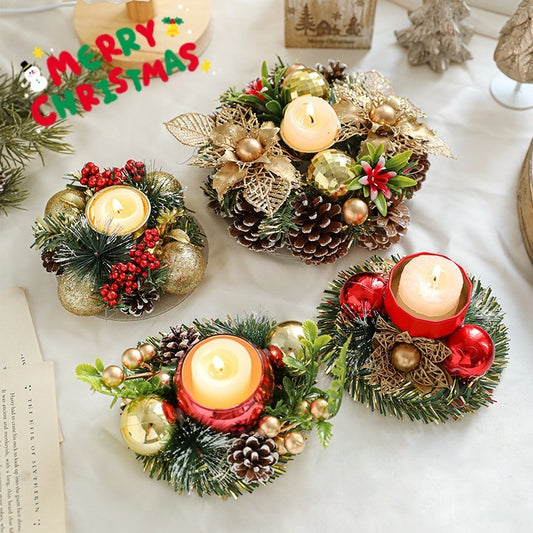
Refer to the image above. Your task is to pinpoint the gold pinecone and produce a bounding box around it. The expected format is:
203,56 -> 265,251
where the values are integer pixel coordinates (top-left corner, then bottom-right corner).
228,194 -> 284,252
357,202 -> 410,251
288,192 -> 350,264
227,433 -> 279,484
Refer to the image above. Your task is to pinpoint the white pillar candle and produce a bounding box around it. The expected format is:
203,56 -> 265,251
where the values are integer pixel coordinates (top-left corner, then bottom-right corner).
280,95 -> 339,153
86,185 -> 150,235
397,255 -> 464,319
184,335 -> 261,409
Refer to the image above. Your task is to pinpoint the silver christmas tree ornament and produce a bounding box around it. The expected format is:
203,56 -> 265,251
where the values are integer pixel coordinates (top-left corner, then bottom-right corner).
395,0 -> 473,73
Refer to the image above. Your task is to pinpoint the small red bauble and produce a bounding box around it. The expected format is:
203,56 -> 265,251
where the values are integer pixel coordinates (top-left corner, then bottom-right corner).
339,272 -> 387,319
443,324 -> 495,379
267,345 -> 285,368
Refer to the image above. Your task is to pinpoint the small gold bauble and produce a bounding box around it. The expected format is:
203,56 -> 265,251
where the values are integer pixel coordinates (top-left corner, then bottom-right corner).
121,348 -> 143,370
342,198 -> 369,226
369,104 -> 397,126
45,188 -> 86,218
310,398 -> 330,420
308,149 -> 356,197
160,241 -> 205,295
297,400 -> 309,414
282,68 -> 330,101
120,397 -> 171,456
274,436 -> 288,455
284,431 -> 306,454
235,137 -> 263,162
155,371 -> 172,386
391,343 -> 421,372
139,343 -> 157,362
146,171 -> 182,193
266,321 -> 304,358
57,274 -> 104,316
102,365 -> 124,387
258,415 -> 282,438
284,63 -> 306,78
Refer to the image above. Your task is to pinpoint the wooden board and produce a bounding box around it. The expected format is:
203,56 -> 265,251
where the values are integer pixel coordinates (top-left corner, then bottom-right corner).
285,0 -> 377,49
518,138 -> 533,264
73,0 -> 211,71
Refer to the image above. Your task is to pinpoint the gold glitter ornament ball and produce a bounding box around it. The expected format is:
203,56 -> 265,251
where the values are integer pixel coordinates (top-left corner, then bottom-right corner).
283,68 -> 330,102
160,241 -> 205,295
235,138 -> 263,162
45,189 -> 86,218
57,274 -> 104,316
146,171 -> 182,193
391,343 -> 421,372
120,397 -> 171,456
369,103 -> 397,126
342,198 -> 369,225
308,149 -> 356,197
266,321 -> 304,358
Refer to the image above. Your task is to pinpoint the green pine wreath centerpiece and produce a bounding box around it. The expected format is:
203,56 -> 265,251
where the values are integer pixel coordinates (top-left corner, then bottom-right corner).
165,59 -> 452,264
32,159 -> 206,317
77,315 -> 346,498
316,254 -> 508,423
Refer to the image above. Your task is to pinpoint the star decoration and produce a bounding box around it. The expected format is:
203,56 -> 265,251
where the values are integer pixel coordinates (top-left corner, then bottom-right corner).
32,47 -> 43,59
364,316 -> 451,394
200,59 -> 211,73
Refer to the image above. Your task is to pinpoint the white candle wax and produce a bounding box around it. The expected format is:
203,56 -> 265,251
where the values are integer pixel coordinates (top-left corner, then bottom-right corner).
397,255 -> 464,319
280,95 -> 339,153
187,336 -> 260,409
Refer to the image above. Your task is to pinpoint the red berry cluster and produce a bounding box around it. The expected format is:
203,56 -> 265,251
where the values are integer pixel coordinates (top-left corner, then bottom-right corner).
80,162 -> 126,192
100,229 -> 161,308
125,159 -> 146,183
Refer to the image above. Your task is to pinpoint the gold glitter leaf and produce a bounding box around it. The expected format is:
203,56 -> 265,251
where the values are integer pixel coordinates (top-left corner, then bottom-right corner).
243,171 -> 291,217
165,113 -> 215,147
264,155 -> 298,183
212,163 -> 247,200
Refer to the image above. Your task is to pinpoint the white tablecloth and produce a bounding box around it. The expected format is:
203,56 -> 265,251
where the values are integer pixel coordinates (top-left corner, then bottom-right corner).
1,1 -> 532,532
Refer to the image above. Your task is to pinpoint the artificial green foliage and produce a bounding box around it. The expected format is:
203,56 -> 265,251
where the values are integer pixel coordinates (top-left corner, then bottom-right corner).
257,192 -> 299,242
170,212 -> 205,248
220,59 -> 290,125
78,313 -> 344,498
317,257 -> 509,423
202,174 -> 240,216
0,167 -> 29,214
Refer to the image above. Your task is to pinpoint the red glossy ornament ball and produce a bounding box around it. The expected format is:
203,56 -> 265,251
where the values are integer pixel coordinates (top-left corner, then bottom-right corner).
267,345 -> 285,367
339,272 -> 387,319
443,324 -> 495,379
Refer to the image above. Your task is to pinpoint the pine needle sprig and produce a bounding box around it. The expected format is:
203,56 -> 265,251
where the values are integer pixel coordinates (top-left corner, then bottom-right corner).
31,213 -> 73,251
171,212 -> 205,247
202,176 -> 240,216
0,166 -> 29,214
257,192 -> 298,242
193,314 -> 276,348
53,218 -> 133,283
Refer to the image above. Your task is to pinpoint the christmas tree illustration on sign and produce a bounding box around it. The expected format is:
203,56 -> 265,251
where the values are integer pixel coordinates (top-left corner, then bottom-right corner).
285,0 -> 377,49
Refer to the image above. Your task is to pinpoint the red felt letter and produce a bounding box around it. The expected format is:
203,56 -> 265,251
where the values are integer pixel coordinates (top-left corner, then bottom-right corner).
142,60 -> 169,86
94,34 -> 122,63
47,51 -> 81,86
76,84 -> 100,112
108,67 -> 128,94
135,19 -> 156,47
31,94 -> 56,126
179,43 -> 199,72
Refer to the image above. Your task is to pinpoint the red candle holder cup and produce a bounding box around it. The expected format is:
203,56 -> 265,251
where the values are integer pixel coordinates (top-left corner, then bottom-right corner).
384,252 -> 472,339
174,336 -> 274,434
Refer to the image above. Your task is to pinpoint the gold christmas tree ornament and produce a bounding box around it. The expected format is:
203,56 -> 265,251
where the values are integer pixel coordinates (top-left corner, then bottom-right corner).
121,348 -> 144,370
160,241 -> 205,296
120,397 -> 172,456
266,321 -> 304,357
101,365 -> 125,388
139,343 -> 157,362
342,198 -> 369,226
308,149 -> 356,197
282,67 -> 331,101
284,431 -> 306,454
45,188 -> 87,218
57,274 -> 104,316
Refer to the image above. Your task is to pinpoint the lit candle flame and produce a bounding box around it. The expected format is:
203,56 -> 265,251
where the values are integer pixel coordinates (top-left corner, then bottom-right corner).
306,101 -> 315,124
431,265 -> 441,286
112,198 -> 123,214
212,355 -> 225,374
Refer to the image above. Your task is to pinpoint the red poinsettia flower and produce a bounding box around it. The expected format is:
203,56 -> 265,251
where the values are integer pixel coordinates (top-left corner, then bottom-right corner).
245,78 -> 266,101
358,156 -> 396,201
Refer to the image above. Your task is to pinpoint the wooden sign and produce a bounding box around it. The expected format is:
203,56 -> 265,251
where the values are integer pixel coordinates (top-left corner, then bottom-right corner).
285,0 -> 377,49
518,138 -> 533,265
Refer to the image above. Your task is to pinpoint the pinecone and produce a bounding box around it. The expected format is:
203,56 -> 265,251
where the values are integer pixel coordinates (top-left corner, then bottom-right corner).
357,202 -> 410,251
121,288 -> 160,317
288,192 -> 350,265
0,170 -> 5,195
409,153 -> 430,192
315,59 -> 348,83
228,195 -> 283,252
41,250 -> 64,275
227,433 -> 278,484
156,325 -> 201,365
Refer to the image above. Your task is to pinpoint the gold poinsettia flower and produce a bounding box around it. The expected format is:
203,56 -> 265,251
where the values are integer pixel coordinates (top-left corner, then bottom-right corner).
333,70 -> 452,158
165,104 -> 300,216
364,316 -> 451,394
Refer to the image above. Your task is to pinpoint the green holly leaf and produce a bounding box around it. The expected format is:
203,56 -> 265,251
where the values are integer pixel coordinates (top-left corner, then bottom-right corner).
374,192 -> 388,216
302,320 -> 318,343
315,420 -> 333,448
387,175 -> 417,188
385,150 -> 412,172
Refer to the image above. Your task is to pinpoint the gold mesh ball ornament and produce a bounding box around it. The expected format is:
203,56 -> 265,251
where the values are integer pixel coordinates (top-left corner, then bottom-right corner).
282,68 -> 331,101
308,149 -> 356,197
120,397 -> 171,456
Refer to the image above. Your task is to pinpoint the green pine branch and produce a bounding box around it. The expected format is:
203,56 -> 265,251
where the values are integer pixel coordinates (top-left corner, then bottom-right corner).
0,166 -> 29,214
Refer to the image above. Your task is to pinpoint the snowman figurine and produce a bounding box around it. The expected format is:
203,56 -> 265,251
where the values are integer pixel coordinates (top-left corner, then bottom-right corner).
20,61 -> 48,93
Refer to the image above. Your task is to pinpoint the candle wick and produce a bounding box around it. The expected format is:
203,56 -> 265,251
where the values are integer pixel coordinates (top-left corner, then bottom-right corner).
309,114 -> 315,124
